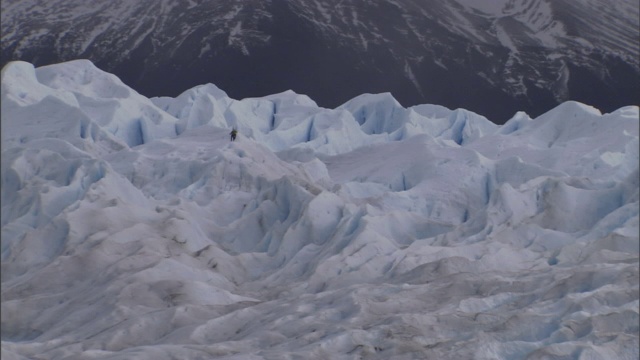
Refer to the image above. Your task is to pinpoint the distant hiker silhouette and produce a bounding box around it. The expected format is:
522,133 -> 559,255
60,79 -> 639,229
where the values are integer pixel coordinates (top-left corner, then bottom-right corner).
230,129 -> 238,141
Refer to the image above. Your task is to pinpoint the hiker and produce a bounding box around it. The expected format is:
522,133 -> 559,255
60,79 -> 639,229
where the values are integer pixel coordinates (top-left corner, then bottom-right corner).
230,128 -> 238,141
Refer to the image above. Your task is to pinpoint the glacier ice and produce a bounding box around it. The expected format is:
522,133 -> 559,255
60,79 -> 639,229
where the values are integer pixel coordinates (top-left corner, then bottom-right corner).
1,60 -> 638,360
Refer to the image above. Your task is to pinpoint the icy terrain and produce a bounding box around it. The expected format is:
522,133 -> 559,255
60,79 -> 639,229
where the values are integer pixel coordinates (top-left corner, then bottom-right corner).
1,60 -> 638,360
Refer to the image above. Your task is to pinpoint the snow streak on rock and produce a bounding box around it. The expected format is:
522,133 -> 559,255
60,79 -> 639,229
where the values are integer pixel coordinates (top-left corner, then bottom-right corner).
1,60 -> 639,360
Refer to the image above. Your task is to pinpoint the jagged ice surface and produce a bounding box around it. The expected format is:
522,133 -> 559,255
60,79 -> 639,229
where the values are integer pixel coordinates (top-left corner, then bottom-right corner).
1,60 -> 638,360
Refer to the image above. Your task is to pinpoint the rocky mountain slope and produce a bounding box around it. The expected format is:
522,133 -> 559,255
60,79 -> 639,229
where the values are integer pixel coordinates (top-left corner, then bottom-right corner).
2,0 -> 638,123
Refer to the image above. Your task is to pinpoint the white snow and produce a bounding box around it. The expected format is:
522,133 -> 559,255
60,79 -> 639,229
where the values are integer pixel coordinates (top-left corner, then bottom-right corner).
228,21 -> 250,55
495,23 -> 519,53
1,60 -> 638,360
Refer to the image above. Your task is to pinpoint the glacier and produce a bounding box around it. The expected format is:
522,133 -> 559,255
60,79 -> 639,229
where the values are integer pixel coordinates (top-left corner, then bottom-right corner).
1,59 -> 638,360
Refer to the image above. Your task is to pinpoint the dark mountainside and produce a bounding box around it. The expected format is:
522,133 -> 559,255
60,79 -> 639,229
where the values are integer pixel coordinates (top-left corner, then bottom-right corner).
2,0 -> 639,124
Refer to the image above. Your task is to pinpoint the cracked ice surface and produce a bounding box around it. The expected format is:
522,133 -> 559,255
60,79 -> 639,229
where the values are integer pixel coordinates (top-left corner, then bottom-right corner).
1,60 -> 638,359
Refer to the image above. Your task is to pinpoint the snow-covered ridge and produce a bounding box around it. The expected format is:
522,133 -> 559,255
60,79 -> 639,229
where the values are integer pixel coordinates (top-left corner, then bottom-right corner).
1,60 -> 638,359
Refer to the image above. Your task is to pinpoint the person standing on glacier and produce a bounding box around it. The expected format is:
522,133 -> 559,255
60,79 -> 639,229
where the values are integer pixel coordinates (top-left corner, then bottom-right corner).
230,128 -> 238,141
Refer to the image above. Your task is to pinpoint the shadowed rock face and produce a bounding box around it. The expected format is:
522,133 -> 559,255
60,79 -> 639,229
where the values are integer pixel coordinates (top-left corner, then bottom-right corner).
2,0 -> 639,123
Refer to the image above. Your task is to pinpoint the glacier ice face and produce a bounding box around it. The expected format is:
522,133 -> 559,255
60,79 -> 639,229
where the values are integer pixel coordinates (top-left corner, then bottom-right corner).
1,60 -> 638,360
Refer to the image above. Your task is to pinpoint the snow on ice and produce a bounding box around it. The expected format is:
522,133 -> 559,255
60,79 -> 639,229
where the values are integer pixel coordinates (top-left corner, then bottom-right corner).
1,60 -> 638,360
